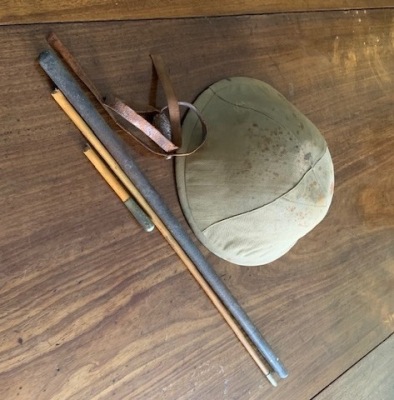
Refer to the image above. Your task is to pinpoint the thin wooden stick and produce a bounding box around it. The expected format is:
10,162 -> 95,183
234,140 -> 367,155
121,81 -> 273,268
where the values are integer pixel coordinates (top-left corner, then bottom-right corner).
84,145 -> 129,202
51,89 -> 277,386
83,145 -> 154,232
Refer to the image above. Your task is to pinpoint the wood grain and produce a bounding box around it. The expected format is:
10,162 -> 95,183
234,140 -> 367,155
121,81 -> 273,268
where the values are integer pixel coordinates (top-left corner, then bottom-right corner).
315,334 -> 394,400
1,0 -> 394,25
0,9 -> 393,400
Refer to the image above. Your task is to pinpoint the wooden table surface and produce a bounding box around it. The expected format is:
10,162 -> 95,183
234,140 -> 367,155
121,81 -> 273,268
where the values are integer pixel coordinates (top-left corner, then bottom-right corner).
0,7 -> 393,400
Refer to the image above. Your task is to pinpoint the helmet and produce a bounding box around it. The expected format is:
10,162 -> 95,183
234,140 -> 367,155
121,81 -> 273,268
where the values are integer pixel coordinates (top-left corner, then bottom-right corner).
176,77 -> 334,266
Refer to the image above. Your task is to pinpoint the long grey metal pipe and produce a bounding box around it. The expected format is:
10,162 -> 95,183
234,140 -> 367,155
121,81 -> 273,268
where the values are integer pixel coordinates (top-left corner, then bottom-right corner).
39,49 -> 288,379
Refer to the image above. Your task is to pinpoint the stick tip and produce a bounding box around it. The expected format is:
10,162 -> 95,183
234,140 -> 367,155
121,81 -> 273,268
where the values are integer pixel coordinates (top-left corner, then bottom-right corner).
144,222 -> 155,233
47,31 -> 57,42
266,373 -> 278,387
38,49 -> 52,64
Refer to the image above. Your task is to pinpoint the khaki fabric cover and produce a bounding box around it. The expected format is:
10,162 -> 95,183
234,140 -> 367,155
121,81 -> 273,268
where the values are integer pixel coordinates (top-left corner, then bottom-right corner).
176,77 -> 334,266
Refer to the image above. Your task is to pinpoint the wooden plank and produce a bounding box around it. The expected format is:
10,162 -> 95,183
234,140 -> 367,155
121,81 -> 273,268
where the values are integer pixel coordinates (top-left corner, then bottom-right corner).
1,0 -> 394,25
315,334 -> 394,400
0,9 -> 393,400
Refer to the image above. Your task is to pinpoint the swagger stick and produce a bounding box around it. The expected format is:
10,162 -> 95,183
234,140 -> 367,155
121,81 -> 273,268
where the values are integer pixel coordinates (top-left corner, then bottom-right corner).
40,49 -> 288,380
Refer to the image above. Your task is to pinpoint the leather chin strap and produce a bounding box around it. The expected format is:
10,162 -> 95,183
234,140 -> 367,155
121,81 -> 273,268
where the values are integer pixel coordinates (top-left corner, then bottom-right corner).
47,32 -> 206,158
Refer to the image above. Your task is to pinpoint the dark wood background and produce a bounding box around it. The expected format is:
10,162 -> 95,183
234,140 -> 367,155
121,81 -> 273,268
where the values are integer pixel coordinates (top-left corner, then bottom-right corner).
0,6 -> 393,400
1,1 -> 394,24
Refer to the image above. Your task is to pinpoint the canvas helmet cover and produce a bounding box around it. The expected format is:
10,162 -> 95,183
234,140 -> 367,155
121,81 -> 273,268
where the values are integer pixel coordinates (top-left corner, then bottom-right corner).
176,77 -> 334,266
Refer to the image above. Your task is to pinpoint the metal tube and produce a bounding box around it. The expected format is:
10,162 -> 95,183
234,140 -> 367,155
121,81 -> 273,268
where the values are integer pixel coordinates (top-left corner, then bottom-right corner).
39,49 -> 288,379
